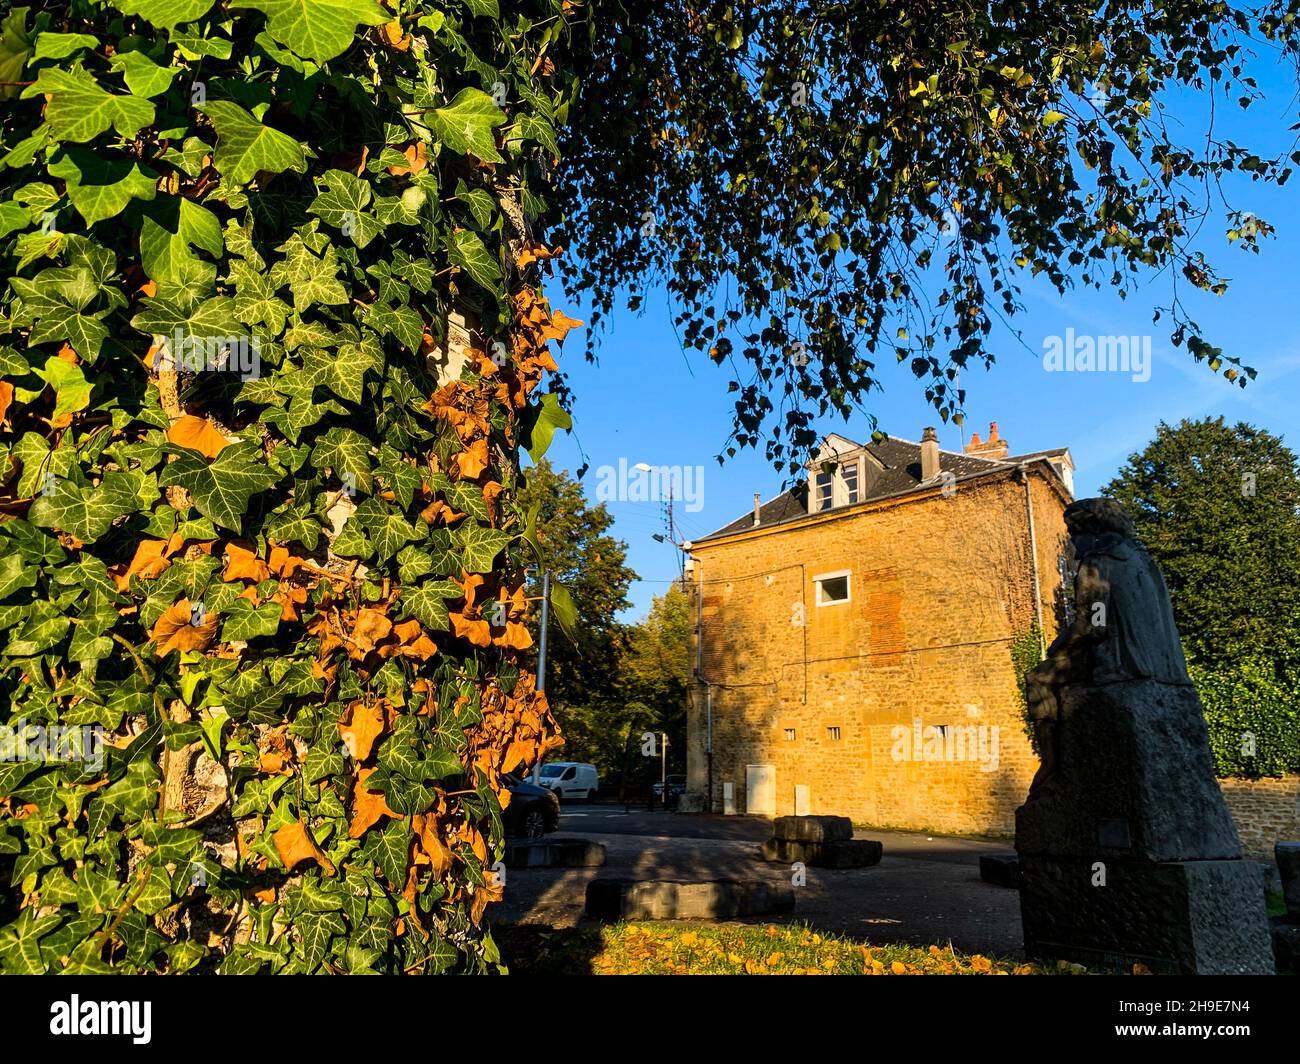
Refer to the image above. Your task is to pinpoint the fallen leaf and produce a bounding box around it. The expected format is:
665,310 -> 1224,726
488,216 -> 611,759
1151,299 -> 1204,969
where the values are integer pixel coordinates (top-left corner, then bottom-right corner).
350,608 -> 392,655
450,610 -> 492,647
454,437 -> 490,480
349,767 -> 399,837
112,539 -> 173,590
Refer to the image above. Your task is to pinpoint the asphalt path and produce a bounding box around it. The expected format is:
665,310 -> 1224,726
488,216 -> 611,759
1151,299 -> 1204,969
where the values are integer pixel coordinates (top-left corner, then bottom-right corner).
499,807 -> 1026,957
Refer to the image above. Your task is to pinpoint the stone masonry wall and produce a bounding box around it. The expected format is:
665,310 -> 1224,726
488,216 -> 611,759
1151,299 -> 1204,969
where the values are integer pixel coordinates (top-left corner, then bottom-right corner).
687,467 -> 1072,836
1218,775 -> 1300,856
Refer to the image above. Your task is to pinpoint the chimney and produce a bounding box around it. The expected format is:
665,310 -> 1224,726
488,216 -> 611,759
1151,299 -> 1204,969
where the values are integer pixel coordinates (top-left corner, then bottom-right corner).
920,426 -> 941,482
964,420 -> 1009,460
752,492 -> 762,527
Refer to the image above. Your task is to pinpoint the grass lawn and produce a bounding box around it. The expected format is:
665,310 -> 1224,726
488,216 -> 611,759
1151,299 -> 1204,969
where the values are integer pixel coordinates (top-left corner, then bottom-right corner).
494,921 -> 1131,975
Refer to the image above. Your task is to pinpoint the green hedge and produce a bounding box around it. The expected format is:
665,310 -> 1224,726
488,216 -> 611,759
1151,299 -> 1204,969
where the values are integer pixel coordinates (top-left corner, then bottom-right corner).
1191,659 -> 1300,778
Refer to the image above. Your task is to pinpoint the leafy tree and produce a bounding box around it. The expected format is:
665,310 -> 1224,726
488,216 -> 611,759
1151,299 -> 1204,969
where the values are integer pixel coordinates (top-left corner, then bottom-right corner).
560,2 -> 1300,470
515,458 -> 634,744
1104,417 -> 1300,671
1104,417 -> 1300,777
619,583 -> 691,773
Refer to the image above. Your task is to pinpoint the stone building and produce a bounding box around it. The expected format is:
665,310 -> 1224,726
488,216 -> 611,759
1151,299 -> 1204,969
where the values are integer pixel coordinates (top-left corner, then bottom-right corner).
683,423 -> 1076,835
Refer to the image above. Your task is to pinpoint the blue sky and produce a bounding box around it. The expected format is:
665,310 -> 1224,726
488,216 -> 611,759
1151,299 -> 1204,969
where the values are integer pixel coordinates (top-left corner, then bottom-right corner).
535,63 -> 1300,619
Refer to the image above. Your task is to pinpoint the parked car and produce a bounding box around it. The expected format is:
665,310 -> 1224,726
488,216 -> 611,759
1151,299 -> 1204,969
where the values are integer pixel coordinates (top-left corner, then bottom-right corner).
651,774 -> 687,801
502,774 -> 560,839
536,762 -> 599,801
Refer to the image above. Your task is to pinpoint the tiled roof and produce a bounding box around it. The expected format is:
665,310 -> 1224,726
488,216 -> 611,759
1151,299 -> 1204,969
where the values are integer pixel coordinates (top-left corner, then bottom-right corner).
696,435 -> 1066,542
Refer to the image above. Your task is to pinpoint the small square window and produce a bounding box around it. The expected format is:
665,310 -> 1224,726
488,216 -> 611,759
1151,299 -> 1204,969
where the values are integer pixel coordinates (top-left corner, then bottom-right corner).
827,726 -> 842,741
814,570 -> 851,606
784,728 -> 797,742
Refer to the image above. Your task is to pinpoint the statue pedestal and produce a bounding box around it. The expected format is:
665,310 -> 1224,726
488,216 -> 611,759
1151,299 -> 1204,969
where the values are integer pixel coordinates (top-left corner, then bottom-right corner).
1019,855 -> 1273,973
1016,679 -> 1274,973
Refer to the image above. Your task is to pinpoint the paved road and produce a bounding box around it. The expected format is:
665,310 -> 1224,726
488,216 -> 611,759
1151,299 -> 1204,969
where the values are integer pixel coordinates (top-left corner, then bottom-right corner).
498,809 -> 1026,957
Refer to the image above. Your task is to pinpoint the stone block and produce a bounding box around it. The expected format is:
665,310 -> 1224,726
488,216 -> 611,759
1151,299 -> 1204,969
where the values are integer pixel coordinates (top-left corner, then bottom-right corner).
979,853 -> 1020,888
585,879 -> 795,921
1018,854 -> 1274,974
760,836 -> 881,868
503,837 -> 606,869
1275,841 -> 1300,919
1270,918 -> 1300,972
772,815 -> 853,843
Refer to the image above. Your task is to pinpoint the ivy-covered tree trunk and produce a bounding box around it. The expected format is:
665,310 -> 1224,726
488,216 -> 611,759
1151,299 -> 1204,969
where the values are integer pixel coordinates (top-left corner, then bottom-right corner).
0,0 -> 576,973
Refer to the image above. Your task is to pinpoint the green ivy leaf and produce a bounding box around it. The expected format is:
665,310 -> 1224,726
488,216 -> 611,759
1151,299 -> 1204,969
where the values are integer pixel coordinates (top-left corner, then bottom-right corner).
33,355 -> 93,422
310,427 -> 372,492
33,32 -> 99,60
29,473 -> 138,540
109,49 -> 181,98
140,197 -> 223,286
0,8 -> 35,103
109,0 -> 217,31
47,148 -> 159,227
20,67 -> 155,143
160,440 -> 279,531
221,597 -> 282,641
448,227 -> 501,294
399,579 -> 461,631
521,392 -> 572,462
429,87 -> 506,163
228,0 -> 389,63
198,100 -> 309,187
362,818 -> 412,887
452,524 -> 511,573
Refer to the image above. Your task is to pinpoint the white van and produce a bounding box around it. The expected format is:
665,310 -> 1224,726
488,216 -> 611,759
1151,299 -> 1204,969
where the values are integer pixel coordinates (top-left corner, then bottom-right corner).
537,762 -> 599,801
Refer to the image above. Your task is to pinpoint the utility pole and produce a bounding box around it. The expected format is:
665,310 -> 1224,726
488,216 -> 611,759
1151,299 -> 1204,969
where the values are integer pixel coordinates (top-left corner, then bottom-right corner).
531,568 -> 550,785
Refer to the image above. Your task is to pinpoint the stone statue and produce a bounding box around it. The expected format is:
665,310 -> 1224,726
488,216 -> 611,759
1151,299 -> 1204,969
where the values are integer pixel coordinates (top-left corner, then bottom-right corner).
1015,498 -> 1274,974
1025,498 -> 1189,790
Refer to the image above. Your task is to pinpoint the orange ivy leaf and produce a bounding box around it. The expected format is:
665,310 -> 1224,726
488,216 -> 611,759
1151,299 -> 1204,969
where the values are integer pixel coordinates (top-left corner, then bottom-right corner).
338,698 -> 386,760
539,309 -> 584,344
350,608 -> 393,656
349,767 -> 399,837
0,381 -> 12,424
450,610 -> 492,647
223,542 -> 271,583
392,619 -> 438,661
167,414 -> 230,458
111,539 -> 173,590
454,437 -> 490,480
273,821 -> 336,875
387,141 -> 427,175
150,599 -> 218,656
